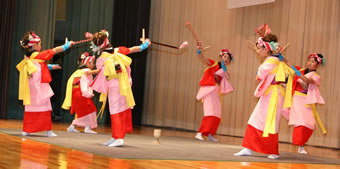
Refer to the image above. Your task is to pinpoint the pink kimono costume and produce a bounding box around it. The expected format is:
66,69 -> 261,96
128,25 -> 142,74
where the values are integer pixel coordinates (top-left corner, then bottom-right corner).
196,59 -> 233,136
288,68 -> 325,146
18,50 -> 55,133
69,68 -> 98,129
242,56 -> 286,155
92,47 -> 133,139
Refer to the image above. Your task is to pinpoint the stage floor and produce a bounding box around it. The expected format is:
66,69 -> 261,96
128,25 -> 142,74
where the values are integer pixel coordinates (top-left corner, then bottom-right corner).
0,120 -> 340,169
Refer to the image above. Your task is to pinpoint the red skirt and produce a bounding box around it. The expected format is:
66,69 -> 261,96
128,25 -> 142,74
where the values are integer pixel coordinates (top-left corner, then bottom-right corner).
198,116 -> 221,136
110,109 -> 133,139
70,87 -> 97,118
242,124 -> 279,155
23,111 -> 52,133
292,126 -> 313,146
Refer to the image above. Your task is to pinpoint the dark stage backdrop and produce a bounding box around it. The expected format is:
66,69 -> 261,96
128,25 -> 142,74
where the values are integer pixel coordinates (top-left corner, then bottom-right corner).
111,0 -> 151,125
3,0 -> 151,126
7,0 -> 56,119
0,0 -> 16,119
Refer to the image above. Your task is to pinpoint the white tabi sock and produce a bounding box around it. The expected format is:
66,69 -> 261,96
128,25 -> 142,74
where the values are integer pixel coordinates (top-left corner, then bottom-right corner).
108,139 -> 124,147
233,148 -> 253,156
67,125 -> 79,133
84,126 -> 97,134
47,130 -> 57,137
103,138 -> 116,146
208,134 -> 218,142
195,133 -> 204,141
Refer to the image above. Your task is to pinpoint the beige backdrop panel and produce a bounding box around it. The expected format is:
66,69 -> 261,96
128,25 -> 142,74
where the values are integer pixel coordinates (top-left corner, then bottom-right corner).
143,0 -> 340,148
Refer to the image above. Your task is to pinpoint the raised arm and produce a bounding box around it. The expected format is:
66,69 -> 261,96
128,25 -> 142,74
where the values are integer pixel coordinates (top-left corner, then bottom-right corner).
52,40 -> 75,55
282,57 -> 315,84
128,39 -> 151,54
196,45 -> 210,65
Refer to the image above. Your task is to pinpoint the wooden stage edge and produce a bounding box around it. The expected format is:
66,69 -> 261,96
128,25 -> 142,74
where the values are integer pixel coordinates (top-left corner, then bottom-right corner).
0,119 -> 339,169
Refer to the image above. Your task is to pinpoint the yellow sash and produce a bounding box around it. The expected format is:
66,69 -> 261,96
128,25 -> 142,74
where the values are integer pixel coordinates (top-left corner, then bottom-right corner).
203,61 -> 218,72
294,91 -> 327,135
61,69 -> 83,110
16,52 -> 44,105
97,52 -> 135,118
262,85 -> 284,137
264,58 -> 294,108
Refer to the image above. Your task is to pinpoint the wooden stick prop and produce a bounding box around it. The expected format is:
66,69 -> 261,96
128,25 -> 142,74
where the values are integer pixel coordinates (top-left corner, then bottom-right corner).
279,43 -> 289,53
185,21 -> 210,50
247,40 -> 257,51
140,28 -> 146,43
74,38 -> 92,45
66,32 -> 93,46
139,28 -> 188,50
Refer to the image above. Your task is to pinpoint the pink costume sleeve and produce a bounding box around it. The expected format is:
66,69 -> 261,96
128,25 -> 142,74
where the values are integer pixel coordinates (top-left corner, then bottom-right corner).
254,57 -> 277,97
306,73 -> 325,104
215,69 -> 233,94
91,57 -> 108,94
80,69 -> 94,98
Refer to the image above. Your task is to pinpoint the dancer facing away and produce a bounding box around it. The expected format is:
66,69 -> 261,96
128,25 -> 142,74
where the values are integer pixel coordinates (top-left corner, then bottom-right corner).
90,30 -> 151,147
195,48 -> 234,142
234,34 -> 293,159
17,31 -> 74,137
62,52 -> 98,134
286,53 -> 326,154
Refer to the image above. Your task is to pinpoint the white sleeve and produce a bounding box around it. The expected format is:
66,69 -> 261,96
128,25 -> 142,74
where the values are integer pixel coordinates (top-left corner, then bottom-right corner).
80,73 -> 94,98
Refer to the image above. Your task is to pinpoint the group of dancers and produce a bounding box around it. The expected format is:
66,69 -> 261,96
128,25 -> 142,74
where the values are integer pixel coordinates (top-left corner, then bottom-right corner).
17,29 -> 150,147
193,25 -> 326,159
16,24 -> 326,156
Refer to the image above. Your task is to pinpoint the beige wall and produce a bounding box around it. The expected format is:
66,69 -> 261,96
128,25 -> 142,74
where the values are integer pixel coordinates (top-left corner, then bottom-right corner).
143,0 -> 340,148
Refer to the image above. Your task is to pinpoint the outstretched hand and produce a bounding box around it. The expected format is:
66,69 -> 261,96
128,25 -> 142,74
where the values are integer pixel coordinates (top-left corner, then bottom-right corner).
52,64 -> 62,70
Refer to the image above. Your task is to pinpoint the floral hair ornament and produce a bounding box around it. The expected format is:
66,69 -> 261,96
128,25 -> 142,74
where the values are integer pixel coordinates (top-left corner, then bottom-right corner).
257,37 -> 279,52
256,24 -> 272,37
308,53 -> 325,66
219,49 -> 233,61
81,52 -> 95,65
20,32 -> 41,48
90,29 -> 111,55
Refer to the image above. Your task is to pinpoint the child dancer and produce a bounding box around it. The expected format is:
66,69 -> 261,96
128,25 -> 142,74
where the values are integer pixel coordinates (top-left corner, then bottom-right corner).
287,53 -> 326,154
16,31 -> 73,137
62,52 -> 98,134
90,30 -> 151,147
195,48 -> 234,141
234,34 -> 293,159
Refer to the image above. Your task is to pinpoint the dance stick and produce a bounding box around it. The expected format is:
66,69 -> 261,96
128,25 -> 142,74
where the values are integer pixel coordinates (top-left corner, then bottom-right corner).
247,40 -> 257,51
185,22 -> 211,51
279,43 -> 289,53
139,28 -> 189,50
152,41 -> 178,49
152,41 -> 189,50
185,22 -> 202,47
74,38 -> 92,45
140,28 -> 146,43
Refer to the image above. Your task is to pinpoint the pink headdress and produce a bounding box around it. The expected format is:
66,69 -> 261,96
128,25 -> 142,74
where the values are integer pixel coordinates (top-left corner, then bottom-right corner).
256,37 -> 279,52
308,53 -> 323,65
20,32 -> 41,48
256,24 -> 272,37
90,29 -> 111,54
81,52 -> 95,65
219,49 -> 233,60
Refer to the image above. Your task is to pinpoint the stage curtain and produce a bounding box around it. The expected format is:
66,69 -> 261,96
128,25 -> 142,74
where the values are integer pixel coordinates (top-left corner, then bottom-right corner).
0,0 -> 16,119
7,0 -> 56,119
110,0 -> 151,125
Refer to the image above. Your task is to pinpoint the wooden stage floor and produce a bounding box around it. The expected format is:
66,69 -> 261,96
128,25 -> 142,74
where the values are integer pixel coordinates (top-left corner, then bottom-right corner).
0,120 -> 339,169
